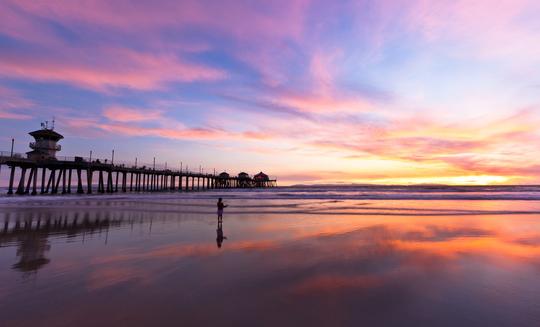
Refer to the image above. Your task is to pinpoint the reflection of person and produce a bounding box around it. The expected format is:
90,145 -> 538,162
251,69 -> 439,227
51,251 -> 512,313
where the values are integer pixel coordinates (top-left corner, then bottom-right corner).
217,198 -> 228,221
216,220 -> 227,248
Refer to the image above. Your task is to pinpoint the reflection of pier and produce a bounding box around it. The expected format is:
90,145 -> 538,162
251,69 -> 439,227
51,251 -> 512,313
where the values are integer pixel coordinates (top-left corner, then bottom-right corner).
0,211 -> 159,274
1,124 -> 277,196
1,213 -> 122,274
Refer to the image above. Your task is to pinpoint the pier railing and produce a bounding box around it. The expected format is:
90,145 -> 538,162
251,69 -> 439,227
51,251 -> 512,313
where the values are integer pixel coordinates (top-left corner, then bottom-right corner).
0,151 -> 25,158
0,152 -> 204,175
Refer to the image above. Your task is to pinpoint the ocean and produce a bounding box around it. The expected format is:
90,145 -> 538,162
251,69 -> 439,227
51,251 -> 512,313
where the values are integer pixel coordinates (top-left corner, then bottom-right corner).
1,185 -> 540,326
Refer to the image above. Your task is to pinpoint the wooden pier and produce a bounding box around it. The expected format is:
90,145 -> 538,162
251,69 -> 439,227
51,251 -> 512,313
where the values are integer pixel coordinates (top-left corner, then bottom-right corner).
0,155 -> 277,196
0,125 -> 276,196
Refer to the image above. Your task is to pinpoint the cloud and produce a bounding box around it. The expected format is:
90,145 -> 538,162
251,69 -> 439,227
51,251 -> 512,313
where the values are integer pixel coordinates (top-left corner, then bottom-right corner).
63,114 -> 270,142
0,86 -> 34,120
103,106 -> 164,122
4,0 -> 309,40
1,0 -> 540,184
0,47 -> 226,91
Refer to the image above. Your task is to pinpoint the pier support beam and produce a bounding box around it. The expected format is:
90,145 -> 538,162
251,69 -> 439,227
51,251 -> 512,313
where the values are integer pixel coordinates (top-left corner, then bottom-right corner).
51,169 -> 65,194
62,168 -> 67,194
107,171 -> 113,193
52,169 -> 61,194
46,169 -> 55,194
98,171 -> 104,193
7,166 -> 16,195
32,167 -> 38,195
16,167 -> 27,195
41,168 -> 46,194
24,167 -> 34,194
77,169 -> 84,194
67,169 -> 72,193
87,169 -> 93,194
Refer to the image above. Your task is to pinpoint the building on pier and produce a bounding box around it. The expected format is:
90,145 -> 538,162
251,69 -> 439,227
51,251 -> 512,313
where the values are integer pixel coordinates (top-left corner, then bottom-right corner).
26,122 -> 63,161
217,172 -> 230,188
238,172 -> 250,188
254,172 -> 270,187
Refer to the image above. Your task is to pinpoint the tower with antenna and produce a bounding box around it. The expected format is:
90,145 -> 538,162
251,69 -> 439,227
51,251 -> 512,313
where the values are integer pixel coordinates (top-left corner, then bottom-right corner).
27,119 -> 64,161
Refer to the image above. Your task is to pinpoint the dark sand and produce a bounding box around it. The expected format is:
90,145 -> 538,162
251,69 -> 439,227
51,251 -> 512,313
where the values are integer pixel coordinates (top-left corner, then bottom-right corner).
1,193 -> 540,326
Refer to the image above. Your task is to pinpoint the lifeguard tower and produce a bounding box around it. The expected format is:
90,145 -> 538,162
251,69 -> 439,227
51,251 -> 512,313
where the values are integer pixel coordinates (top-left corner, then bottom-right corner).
26,120 -> 63,161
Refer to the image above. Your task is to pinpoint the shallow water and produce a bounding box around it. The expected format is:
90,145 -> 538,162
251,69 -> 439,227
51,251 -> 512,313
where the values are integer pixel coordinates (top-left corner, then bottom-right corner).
1,191 -> 540,326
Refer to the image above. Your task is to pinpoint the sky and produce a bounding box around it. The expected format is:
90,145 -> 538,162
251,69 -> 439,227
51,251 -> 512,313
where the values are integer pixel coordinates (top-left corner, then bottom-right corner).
1,0 -> 540,185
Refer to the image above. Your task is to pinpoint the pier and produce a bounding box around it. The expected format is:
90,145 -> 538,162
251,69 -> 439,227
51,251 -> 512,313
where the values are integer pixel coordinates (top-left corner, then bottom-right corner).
0,124 -> 277,196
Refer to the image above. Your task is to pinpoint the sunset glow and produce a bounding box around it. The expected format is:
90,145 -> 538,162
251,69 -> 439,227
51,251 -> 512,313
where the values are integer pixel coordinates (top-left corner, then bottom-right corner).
1,0 -> 539,185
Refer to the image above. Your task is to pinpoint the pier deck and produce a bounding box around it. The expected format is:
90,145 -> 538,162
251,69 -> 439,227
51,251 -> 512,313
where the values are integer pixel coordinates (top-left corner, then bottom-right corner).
0,153 -> 277,196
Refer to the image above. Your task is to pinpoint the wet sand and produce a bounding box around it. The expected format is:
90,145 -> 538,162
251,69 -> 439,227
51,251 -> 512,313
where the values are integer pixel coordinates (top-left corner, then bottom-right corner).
1,195 -> 540,326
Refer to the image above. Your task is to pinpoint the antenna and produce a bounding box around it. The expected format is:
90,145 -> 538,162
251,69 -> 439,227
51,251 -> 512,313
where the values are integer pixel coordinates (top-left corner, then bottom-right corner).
51,117 -> 56,130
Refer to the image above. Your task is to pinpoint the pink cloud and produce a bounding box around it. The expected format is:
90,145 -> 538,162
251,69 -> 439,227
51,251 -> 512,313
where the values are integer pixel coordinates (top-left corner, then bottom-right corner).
0,47 -> 226,91
309,50 -> 344,95
240,47 -> 378,114
0,2 -> 60,45
64,115 -> 270,142
4,0 -> 309,42
275,92 -> 372,113
0,86 -> 34,120
103,106 -> 164,122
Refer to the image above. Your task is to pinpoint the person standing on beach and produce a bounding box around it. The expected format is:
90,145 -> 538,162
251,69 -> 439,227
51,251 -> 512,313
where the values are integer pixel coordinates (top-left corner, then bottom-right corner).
217,198 -> 227,221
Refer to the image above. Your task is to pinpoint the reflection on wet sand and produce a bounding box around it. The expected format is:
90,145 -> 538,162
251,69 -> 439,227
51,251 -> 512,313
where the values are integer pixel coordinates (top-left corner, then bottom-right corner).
216,219 -> 227,249
0,211 -> 161,276
1,200 -> 540,326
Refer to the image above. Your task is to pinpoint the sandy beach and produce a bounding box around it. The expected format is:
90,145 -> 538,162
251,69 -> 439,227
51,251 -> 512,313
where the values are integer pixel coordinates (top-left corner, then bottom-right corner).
1,187 -> 540,326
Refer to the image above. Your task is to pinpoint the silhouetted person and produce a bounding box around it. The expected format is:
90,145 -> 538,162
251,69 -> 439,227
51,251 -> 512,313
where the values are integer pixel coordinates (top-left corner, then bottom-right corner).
217,198 -> 228,221
216,220 -> 227,248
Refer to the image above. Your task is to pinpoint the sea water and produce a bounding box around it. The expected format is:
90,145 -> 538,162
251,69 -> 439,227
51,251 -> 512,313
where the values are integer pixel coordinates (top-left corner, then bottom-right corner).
1,186 -> 540,326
